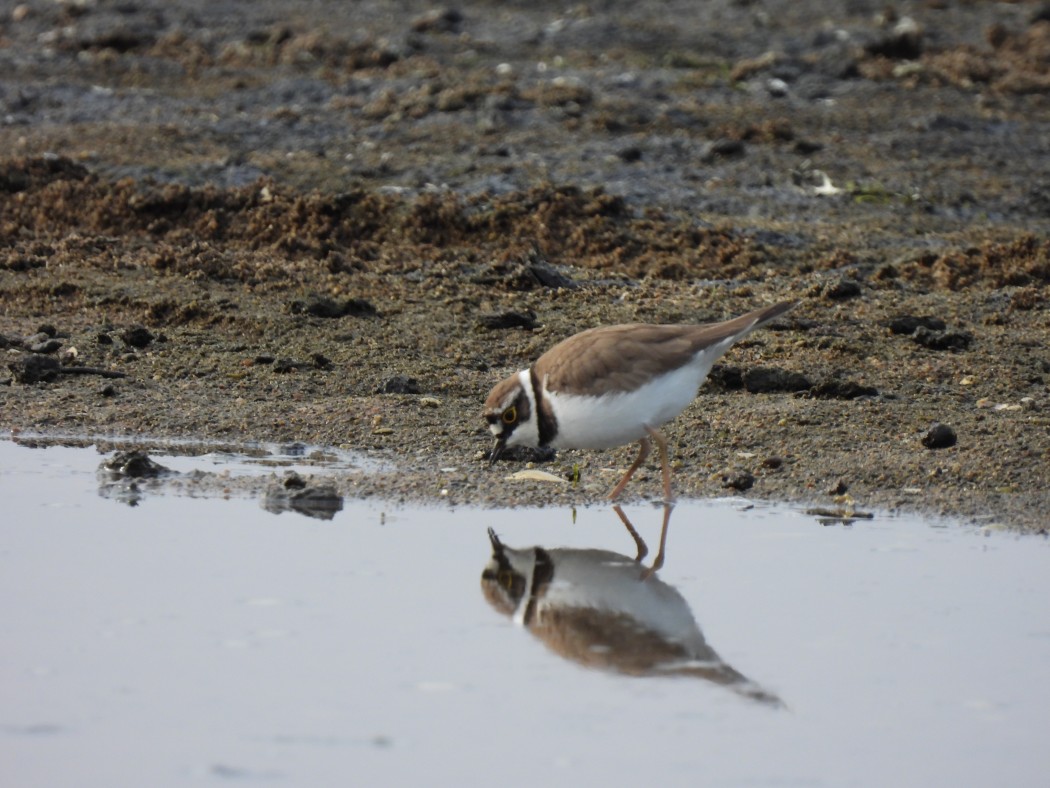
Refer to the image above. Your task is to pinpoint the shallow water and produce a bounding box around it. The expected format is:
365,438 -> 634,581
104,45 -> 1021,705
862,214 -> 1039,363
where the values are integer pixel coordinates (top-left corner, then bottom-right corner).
2,439 -> 1048,787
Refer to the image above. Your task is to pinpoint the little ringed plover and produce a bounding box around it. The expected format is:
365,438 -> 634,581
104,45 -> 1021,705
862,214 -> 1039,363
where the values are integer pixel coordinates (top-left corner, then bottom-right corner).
484,300 -> 796,501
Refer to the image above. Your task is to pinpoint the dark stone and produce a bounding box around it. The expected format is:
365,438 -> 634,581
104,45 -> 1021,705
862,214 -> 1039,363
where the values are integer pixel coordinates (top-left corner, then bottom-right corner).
826,478 -> 849,496
101,450 -> 172,479
291,296 -> 378,319
345,298 -> 378,317
761,456 -> 784,470
808,379 -> 879,399
528,262 -> 579,290
470,258 -> 577,292
8,354 -> 60,383
122,326 -> 154,348
922,423 -> 957,449
379,375 -> 421,394
82,26 -> 157,54
100,384 -> 117,397
273,358 -> 304,373
293,297 -> 341,318
493,445 -> 557,464
865,18 -> 924,60
411,7 -> 464,33
824,279 -> 862,300
721,470 -> 755,491
280,471 -> 308,490
708,364 -> 744,390
311,353 -> 333,369
254,355 -> 275,365
742,366 -> 813,393
888,315 -> 946,335
478,310 -> 539,331
700,138 -> 745,163
913,327 -> 973,351
97,333 -> 114,345
618,145 -> 643,162
263,472 -> 344,520
29,338 -> 63,354
793,139 -> 824,155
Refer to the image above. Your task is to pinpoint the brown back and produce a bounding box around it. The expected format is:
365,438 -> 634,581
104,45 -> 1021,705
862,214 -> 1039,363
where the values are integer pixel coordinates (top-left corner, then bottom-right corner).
534,300 -> 795,396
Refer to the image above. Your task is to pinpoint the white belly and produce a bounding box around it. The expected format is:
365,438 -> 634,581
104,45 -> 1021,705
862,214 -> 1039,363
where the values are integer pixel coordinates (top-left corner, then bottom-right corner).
547,361 -> 708,450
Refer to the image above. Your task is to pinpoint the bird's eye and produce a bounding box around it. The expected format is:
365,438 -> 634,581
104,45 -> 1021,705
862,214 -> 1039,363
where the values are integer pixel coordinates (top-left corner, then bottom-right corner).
498,570 -> 515,590
502,406 -> 517,425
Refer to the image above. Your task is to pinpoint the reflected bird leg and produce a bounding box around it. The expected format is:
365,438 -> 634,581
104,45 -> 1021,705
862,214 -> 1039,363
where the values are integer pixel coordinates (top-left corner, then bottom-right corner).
641,502 -> 674,582
607,436 -> 651,501
612,503 -> 648,562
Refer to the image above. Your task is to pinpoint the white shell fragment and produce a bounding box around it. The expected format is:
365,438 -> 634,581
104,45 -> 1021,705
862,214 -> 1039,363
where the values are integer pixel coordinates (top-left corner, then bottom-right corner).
505,469 -> 567,484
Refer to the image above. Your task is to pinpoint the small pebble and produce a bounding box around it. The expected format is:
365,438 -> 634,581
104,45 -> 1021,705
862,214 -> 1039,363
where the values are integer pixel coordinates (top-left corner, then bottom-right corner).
888,315 -> 946,335
913,327 -> 973,352
699,138 -> 745,163
379,375 -> 421,394
742,366 -> 812,393
101,450 -> 171,479
824,279 -> 862,300
721,470 -> 755,491
478,310 -> 539,331
291,296 -> 378,319
767,77 -> 789,97
618,145 -> 643,162
30,338 -> 63,354
826,478 -> 849,496
922,423 -> 957,449
273,358 -> 303,373
808,379 -> 879,399
122,326 -> 154,348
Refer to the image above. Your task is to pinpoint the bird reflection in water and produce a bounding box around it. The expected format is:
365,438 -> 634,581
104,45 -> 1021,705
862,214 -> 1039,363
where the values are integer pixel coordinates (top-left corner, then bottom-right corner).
481,509 -> 781,706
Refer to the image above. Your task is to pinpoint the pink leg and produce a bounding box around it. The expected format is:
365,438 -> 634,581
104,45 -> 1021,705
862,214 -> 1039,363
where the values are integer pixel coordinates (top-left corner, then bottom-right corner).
607,437 -> 650,501
645,426 -> 674,504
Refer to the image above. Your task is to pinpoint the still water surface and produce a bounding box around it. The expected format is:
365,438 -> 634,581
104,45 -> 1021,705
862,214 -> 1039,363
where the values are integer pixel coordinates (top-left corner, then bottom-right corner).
2,440 -> 1048,786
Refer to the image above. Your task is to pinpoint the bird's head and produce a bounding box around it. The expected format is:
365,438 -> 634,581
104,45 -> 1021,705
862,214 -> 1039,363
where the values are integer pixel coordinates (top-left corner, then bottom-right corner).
482,372 -> 536,463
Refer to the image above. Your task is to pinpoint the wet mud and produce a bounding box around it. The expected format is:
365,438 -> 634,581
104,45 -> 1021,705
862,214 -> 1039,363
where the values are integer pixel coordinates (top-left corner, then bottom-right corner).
1,1 -> 1048,530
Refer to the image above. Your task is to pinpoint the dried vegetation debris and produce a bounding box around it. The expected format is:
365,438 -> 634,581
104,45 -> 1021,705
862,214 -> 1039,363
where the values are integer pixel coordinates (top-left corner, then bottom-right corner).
4,155 -> 1047,298
0,157 -> 765,282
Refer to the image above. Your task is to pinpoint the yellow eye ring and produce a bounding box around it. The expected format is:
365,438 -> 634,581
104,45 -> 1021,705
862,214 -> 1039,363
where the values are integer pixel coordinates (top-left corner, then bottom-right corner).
502,406 -> 517,425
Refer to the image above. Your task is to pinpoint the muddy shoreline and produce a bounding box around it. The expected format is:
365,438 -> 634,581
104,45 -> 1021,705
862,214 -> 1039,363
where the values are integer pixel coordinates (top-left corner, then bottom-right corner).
2,1 -> 1048,531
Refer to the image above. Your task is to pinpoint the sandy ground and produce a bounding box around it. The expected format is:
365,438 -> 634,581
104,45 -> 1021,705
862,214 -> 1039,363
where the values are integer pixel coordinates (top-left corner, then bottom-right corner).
1,0 -> 1048,531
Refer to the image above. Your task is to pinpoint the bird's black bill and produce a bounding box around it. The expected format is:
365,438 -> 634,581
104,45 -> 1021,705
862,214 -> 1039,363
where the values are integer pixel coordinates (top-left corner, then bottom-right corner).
489,436 -> 506,465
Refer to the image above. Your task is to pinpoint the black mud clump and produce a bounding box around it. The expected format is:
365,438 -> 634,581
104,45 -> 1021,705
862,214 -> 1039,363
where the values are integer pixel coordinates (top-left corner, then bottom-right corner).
478,310 -> 540,331
100,450 -> 174,479
263,471 -> 344,520
378,375 -> 422,394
